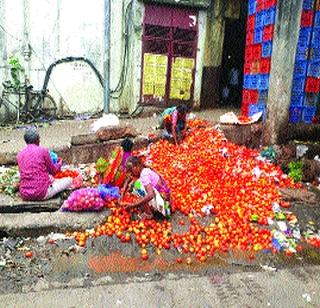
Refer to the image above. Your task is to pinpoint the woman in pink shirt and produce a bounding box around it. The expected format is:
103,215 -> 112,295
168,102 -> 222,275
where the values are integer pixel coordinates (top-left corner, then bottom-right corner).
121,156 -> 171,220
17,128 -> 72,201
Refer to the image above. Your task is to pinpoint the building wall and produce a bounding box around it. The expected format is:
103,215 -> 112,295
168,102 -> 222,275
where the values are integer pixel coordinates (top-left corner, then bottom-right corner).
0,0 -> 209,118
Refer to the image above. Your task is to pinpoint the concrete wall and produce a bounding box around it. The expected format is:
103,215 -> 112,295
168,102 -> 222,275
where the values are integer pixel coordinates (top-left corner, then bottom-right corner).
0,0 -> 209,117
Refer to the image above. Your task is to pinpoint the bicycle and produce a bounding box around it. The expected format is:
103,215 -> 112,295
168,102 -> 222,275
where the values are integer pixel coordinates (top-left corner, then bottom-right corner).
0,80 -> 57,125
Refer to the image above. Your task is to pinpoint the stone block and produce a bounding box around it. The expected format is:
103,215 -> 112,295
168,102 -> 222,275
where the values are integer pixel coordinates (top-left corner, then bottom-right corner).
96,126 -> 138,142
71,134 -> 99,146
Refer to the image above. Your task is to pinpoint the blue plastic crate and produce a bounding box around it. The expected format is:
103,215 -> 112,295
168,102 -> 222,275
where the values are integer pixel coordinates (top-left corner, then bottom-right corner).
293,61 -> 308,77
314,11 -> 320,28
302,106 -> 316,123
248,0 -> 256,15
243,75 -> 258,89
295,45 -> 309,61
303,0 -> 314,9
249,102 -> 267,120
264,7 -> 276,26
254,28 -> 263,44
311,48 -> 320,60
307,61 -> 320,77
256,11 -> 264,28
257,74 -> 269,90
298,28 -> 312,47
290,92 -> 305,107
304,93 -> 319,106
258,90 -> 268,102
311,29 -> 320,48
292,77 -> 306,92
262,41 -> 273,57
289,107 -> 302,123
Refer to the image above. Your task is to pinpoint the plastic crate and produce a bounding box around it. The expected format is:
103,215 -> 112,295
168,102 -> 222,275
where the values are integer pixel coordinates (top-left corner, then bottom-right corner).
263,25 -> 275,41
304,93 -> 319,106
243,75 -> 258,89
254,28 -> 263,44
256,11 -> 264,28
257,74 -> 269,90
292,77 -> 306,92
293,60 -> 308,77
242,90 -> 259,103
251,60 -> 261,74
295,45 -> 309,61
247,15 -> 256,31
244,61 -> 251,74
259,90 -> 268,101
298,28 -> 312,46
289,107 -> 302,123
302,106 -> 316,123
311,29 -> 320,48
307,61 -> 320,77
303,0 -> 314,9
245,46 -> 254,60
248,0 -> 256,15
249,102 -> 267,120
253,44 -> 262,60
305,76 -> 320,92
290,92 -> 305,107
301,10 -> 314,27
260,58 -> 271,73
264,7 -> 276,26
262,41 -> 273,57
265,0 -> 277,8
314,11 -> 320,27
311,48 -> 320,60
246,31 -> 254,45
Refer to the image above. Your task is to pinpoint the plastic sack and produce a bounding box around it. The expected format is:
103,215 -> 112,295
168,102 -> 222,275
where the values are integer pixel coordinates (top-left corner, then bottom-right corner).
61,188 -> 105,212
90,113 -> 120,132
98,184 -> 120,200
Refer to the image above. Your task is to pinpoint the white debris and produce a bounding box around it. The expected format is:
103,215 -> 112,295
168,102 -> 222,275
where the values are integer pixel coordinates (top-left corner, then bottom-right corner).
302,293 -> 311,303
296,145 -> 308,159
260,264 -> 277,272
90,114 -> 120,132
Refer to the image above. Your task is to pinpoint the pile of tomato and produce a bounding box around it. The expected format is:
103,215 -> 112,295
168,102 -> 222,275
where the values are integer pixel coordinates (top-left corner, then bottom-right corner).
73,119 -> 298,262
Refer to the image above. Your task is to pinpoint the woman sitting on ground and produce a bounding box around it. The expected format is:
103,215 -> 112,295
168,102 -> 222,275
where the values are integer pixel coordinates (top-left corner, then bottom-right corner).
17,128 -> 72,201
120,156 -> 171,220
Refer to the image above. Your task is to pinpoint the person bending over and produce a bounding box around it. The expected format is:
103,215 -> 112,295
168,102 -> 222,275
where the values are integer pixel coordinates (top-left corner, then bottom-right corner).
17,127 -> 72,201
159,104 -> 189,145
121,156 -> 171,220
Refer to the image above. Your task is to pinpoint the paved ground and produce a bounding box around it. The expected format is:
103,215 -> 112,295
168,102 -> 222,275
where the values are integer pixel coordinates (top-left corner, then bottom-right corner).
1,265 -> 320,307
0,108 -> 235,155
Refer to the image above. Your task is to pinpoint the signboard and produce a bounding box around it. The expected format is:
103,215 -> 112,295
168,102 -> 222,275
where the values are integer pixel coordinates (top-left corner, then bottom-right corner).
140,0 -> 211,9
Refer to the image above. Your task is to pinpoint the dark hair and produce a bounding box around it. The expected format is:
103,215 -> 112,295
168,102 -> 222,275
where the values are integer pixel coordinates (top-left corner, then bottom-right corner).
125,156 -> 143,170
121,138 -> 134,152
176,104 -> 189,114
24,127 -> 40,144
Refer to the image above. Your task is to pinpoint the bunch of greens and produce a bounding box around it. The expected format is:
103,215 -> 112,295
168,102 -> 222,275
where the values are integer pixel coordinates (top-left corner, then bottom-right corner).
0,166 -> 20,196
288,161 -> 304,183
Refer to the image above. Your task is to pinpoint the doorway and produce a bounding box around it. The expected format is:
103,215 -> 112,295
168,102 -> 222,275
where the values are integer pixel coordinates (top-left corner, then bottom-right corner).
220,1 -> 248,108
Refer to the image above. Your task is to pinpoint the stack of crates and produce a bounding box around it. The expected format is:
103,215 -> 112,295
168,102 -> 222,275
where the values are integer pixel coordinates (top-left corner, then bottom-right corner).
289,0 -> 320,124
242,0 -> 277,120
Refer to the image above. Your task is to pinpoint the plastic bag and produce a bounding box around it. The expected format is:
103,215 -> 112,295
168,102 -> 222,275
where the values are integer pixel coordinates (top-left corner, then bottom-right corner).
90,113 -> 120,132
98,184 -> 120,200
50,151 -> 58,164
61,188 -> 105,212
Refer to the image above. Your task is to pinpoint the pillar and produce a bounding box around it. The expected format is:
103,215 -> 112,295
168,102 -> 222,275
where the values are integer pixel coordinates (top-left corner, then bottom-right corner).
264,0 -> 304,144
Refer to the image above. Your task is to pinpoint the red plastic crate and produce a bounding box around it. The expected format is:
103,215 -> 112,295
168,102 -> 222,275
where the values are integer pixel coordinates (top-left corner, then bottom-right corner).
241,104 -> 249,116
245,45 -> 254,61
247,15 -> 255,31
244,61 -> 251,74
263,25 -> 275,41
305,77 -> 320,92
246,31 -> 254,45
256,0 -> 264,12
251,60 -> 261,73
301,10 -> 314,27
264,0 -> 277,8
260,58 -> 271,73
253,44 -> 262,60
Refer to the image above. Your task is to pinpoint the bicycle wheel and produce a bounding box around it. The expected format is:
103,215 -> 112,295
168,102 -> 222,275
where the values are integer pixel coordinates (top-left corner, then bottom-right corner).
0,97 -> 15,125
29,94 -> 57,120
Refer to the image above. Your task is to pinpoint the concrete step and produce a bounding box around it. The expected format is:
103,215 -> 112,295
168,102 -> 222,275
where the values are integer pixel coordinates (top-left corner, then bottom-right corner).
0,194 -> 62,213
0,210 -> 108,237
